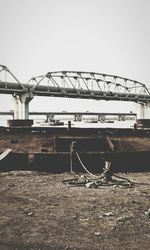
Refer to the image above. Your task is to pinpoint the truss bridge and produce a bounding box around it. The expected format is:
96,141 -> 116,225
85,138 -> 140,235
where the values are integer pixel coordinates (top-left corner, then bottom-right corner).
0,64 -> 150,119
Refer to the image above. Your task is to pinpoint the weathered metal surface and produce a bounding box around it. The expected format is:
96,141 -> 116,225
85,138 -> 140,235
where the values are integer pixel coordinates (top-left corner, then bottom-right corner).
0,65 -> 150,102
137,119 -> 150,128
7,119 -> 33,127
0,126 -> 150,172
55,137 -> 109,152
0,149 -> 11,160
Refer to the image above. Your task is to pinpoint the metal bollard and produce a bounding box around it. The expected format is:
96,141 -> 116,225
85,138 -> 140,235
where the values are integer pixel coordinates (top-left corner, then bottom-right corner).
67,121 -> 71,132
70,141 -> 77,173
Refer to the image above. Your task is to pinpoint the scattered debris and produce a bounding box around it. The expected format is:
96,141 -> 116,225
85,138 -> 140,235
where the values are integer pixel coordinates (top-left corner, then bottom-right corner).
27,212 -> 34,216
79,218 -> 89,222
98,214 -> 103,219
72,214 -> 78,219
117,215 -> 133,222
8,183 -> 15,187
64,148 -> 134,188
94,232 -> 101,236
86,182 -> 96,188
64,245 -> 70,250
145,209 -> 150,218
62,174 -> 134,189
103,212 -> 114,216
0,171 -> 149,250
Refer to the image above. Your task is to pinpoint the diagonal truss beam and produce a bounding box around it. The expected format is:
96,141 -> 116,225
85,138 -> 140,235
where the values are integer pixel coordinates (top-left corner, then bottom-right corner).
0,66 -> 150,103
27,71 -> 150,102
0,64 -> 25,90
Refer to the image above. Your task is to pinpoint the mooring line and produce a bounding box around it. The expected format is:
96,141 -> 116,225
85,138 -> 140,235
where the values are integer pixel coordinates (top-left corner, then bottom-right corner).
76,151 -> 103,179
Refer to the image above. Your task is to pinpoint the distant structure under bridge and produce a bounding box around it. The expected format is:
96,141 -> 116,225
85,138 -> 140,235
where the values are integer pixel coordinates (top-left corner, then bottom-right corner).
0,111 -> 137,123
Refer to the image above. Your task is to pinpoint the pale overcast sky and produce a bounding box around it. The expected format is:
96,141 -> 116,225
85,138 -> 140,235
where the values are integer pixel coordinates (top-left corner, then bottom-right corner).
0,0 -> 150,112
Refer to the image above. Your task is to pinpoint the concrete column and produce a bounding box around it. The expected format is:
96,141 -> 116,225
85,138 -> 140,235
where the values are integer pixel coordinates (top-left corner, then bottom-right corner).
12,95 -> 20,119
19,93 -> 33,119
12,92 -> 33,119
118,115 -> 125,121
76,114 -> 82,122
19,102 -> 29,119
74,115 -> 77,122
136,102 -> 150,119
98,115 -> 106,122
137,103 -> 145,119
25,102 -> 29,119
47,114 -> 54,122
144,102 -> 150,119
20,102 -> 24,119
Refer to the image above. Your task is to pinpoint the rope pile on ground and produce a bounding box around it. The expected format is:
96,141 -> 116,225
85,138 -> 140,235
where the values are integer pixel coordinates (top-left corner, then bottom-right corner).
64,150 -> 134,188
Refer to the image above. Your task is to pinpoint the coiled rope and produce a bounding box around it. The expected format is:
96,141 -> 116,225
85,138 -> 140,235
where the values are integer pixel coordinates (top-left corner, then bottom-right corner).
69,140 -> 133,187
76,151 -> 103,179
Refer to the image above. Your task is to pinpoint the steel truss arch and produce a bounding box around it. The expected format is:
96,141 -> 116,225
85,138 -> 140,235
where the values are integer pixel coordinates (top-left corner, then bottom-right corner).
27,71 -> 150,102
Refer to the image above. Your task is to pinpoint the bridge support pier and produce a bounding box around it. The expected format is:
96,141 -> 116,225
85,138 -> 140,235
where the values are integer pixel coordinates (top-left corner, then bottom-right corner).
13,93 -> 33,119
137,103 -> 145,119
118,115 -> 126,121
144,102 -> 150,119
98,115 -> 106,123
74,115 -> 82,122
47,114 -> 55,122
13,95 -> 20,119
137,102 -> 150,119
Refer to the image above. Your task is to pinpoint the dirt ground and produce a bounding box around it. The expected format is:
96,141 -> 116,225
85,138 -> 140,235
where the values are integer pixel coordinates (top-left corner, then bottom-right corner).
0,171 -> 149,250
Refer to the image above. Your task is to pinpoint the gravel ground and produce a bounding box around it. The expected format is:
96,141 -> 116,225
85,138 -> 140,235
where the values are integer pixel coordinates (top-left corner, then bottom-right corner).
0,171 -> 150,250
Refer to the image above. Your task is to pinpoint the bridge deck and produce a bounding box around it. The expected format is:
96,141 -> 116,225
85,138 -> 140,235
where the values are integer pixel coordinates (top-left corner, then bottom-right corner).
0,111 -> 136,117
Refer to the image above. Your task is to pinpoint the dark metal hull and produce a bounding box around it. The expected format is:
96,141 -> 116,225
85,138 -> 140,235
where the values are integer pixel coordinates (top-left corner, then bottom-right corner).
0,126 -> 150,172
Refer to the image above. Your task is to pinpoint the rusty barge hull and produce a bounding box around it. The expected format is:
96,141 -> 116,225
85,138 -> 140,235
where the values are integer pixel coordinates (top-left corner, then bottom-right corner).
0,126 -> 150,172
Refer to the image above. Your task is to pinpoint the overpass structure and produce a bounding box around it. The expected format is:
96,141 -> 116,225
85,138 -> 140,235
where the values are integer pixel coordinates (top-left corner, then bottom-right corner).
0,64 -> 150,119
0,111 -> 136,122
